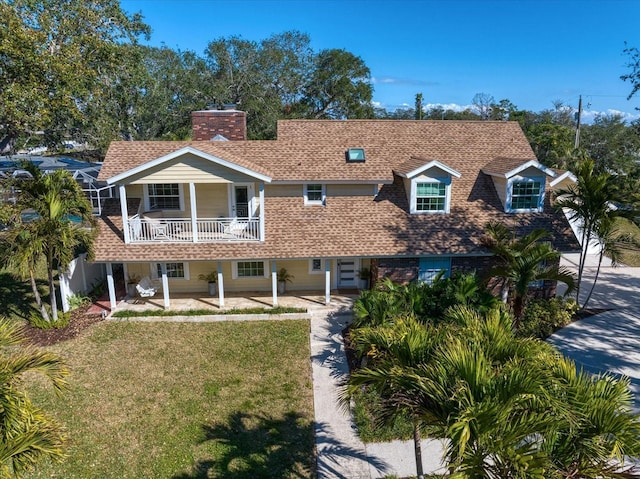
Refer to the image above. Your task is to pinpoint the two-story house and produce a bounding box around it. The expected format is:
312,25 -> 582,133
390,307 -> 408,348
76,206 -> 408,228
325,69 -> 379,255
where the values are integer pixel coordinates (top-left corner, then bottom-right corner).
95,108 -> 579,310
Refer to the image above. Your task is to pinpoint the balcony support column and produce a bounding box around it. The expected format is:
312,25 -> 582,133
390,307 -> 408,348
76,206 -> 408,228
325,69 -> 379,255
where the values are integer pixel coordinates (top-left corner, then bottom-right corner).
271,261 -> 278,307
325,259 -> 331,305
160,263 -> 170,309
189,182 -> 198,242
119,185 -> 130,243
217,261 -> 225,308
259,182 -> 265,241
106,262 -> 117,311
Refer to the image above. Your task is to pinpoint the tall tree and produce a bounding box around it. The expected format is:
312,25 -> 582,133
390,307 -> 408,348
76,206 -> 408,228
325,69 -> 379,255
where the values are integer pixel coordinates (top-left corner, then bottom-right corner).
0,0 -> 150,153
301,48 -> 374,120
13,164 -> 95,322
0,319 -> 68,477
471,92 -> 495,120
415,93 -> 424,120
554,159 -> 637,310
205,31 -> 313,139
622,42 -> 640,105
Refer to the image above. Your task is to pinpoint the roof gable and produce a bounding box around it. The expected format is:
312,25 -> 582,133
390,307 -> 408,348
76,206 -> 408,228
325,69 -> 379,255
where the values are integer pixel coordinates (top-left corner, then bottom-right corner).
395,157 -> 462,179
482,158 -> 556,179
104,146 -> 272,184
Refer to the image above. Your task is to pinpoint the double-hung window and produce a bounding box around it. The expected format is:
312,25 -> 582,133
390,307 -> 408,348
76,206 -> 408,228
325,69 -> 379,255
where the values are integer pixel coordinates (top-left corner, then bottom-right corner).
509,179 -> 543,211
152,262 -> 189,280
416,182 -> 447,212
309,258 -> 325,274
304,184 -> 325,205
233,261 -> 269,279
146,183 -> 183,210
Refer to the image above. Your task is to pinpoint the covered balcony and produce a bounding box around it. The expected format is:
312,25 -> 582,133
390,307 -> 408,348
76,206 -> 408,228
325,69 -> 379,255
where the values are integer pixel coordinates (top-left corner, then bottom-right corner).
118,181 -> 265,244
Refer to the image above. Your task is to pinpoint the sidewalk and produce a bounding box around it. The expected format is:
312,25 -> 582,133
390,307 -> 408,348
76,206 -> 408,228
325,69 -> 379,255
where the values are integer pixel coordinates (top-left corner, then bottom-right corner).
310,305 -> 447,479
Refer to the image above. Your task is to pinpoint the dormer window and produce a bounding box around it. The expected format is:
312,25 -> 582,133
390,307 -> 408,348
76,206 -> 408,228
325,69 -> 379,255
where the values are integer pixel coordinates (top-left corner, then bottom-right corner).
304,184 -> 325,205
482,159 -> 554,214
507,177 -> 544,212
394,159 -> 461,215
416,182 -> 447,212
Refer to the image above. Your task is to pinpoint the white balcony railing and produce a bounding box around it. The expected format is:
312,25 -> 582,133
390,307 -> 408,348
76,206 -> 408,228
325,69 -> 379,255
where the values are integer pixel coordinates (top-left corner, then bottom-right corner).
127,215 -> 261,243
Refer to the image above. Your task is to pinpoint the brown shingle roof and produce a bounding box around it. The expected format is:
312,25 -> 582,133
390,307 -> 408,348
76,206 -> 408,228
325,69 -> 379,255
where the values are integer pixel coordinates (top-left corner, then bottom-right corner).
94,120 -> 580,262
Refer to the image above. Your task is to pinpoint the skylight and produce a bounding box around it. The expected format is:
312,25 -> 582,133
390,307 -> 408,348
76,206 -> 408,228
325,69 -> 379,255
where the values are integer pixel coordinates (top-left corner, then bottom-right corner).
346,148 -> 365,162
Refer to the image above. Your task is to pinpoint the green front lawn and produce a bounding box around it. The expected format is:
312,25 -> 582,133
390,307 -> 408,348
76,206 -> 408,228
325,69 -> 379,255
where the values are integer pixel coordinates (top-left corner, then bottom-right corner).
615,217 -> 640,266
25,320 -> 314,478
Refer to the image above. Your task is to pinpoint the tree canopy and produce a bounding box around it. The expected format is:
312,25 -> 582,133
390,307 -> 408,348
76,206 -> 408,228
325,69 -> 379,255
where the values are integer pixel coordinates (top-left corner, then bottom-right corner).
0,0 -> 150,153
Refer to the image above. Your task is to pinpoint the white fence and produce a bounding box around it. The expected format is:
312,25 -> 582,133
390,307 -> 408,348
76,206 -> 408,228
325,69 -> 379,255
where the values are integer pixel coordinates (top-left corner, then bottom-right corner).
59,253 -> 105,313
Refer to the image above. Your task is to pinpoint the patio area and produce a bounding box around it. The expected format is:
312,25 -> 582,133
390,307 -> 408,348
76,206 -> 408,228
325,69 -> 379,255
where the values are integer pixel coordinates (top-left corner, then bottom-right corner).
112,290 -> 359,315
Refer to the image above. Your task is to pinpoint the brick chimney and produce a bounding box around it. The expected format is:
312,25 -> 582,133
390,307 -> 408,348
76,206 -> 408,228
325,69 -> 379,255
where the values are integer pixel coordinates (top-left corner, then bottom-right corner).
191,107 -> 247,141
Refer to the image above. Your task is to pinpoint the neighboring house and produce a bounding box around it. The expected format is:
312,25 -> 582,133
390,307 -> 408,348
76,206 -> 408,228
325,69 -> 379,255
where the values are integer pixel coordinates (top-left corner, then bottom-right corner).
95,108 -> 580,309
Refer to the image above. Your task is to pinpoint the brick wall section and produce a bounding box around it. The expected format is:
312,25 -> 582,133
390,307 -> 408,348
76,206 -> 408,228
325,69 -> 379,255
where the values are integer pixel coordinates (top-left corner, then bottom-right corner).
373,255 -> 558,299
191,110 -> 247,141
375,257 -> 419,284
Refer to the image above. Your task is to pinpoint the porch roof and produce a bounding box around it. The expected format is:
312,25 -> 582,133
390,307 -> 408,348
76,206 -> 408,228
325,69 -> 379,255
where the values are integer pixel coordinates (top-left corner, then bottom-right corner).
94,174 -> 580,263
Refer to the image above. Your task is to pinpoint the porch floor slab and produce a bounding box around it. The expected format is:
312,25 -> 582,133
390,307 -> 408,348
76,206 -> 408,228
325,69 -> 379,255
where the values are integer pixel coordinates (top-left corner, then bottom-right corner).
114,291 -> 359,314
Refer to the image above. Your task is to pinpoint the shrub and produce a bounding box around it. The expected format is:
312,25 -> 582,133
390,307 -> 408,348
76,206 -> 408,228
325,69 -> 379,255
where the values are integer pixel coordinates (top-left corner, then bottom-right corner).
518,297 -> 578,339
29,311 -> 70,330
68,293 -> 91,310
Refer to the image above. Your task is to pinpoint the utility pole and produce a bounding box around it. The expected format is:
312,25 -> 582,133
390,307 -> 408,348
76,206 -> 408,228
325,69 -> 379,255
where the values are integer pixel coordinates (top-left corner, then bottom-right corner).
574,95 -> 582,149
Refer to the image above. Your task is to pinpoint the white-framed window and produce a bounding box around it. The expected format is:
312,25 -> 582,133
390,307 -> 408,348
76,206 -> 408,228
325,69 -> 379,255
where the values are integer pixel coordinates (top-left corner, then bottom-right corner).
232,261 -> 269,279
151,262 -> 190,280
144,183 -> 184,211
507,178 -> 544,212
309,258 -> 326,274
416,182 -> 446,211
304,184 -> 325,205
418,257 -> 451,284
410,178 -> 451,214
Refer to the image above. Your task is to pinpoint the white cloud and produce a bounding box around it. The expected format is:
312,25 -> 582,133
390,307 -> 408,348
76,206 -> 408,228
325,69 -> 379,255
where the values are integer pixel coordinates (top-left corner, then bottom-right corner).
424,102 -> 473,112
371,76 -> 439,86
580,108 -> 640,123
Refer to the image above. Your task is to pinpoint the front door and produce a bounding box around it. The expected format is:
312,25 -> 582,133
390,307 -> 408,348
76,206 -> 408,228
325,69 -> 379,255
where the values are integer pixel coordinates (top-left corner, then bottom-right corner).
232,185 -> 252,218
337,259 -> 357,288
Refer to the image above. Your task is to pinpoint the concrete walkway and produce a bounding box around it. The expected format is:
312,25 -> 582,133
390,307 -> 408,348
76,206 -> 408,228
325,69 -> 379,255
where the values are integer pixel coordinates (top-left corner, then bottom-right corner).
310,305 -> 447,479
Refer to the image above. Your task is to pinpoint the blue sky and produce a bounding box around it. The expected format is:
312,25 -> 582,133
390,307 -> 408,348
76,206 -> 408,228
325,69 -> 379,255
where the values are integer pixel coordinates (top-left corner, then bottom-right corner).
120,0 -> 640,121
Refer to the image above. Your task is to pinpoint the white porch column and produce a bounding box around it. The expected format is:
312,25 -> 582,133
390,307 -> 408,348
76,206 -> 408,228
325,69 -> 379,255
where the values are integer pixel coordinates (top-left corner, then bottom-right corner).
59,272 -> 70,313
189,182 -> 198,243
119,185 -> 130,243
106,262 -> 117,311
259,182 -> 266,241
122,263 -> 129,285
271,261 -> 278,307
160,263 -> 170,309
217,261 -> 225,308
325,259 -> 331,305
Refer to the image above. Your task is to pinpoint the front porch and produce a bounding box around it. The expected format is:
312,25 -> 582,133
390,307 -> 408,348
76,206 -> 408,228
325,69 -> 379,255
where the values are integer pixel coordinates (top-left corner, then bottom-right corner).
111,291 -> 358,316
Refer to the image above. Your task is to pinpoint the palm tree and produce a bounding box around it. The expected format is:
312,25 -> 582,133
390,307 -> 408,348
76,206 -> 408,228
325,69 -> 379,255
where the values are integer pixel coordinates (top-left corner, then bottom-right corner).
554,158 -> 637,310
0,225 -> 50,322
0,318 -> 68,477
483,221 -> 575,327
13,163 -> 95,322
541,358 -> 640,478
343,316 -> 443,479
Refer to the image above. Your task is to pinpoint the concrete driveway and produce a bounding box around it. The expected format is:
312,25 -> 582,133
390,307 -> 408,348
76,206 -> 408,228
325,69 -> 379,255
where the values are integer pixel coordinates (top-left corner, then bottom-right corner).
550,253 -> 640,411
